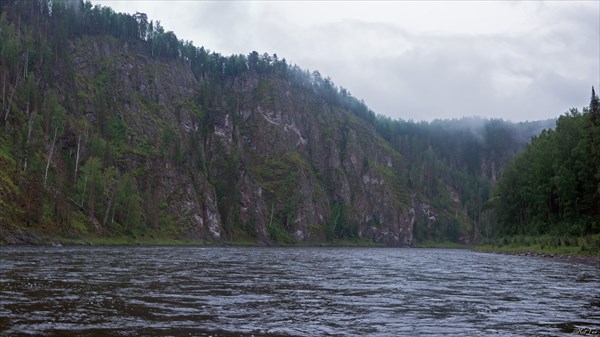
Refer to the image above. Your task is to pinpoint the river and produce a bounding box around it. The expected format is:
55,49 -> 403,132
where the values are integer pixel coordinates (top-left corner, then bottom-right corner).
0,247 -> 598,336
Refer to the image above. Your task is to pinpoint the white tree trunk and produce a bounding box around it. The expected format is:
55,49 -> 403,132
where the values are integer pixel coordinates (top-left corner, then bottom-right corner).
44,125 -> 58,188
74,134 -> 81,187
24,102 -> 35,171
4,80 -> 17,123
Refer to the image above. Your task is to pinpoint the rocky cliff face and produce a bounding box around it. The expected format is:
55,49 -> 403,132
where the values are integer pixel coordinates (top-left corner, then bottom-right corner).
0,3 -> 554,246
70,37 -> 223,240
63,36 -> 430,245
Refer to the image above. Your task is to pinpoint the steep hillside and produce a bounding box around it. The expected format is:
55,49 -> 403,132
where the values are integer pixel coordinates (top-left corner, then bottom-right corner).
0,1 -> 548,245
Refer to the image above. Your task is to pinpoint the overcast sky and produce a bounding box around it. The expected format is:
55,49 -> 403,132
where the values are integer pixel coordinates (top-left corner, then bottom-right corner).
94,1 -> 599,122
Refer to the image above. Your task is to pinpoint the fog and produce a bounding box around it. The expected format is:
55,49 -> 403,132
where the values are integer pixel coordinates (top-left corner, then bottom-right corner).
95,1 -> 600,122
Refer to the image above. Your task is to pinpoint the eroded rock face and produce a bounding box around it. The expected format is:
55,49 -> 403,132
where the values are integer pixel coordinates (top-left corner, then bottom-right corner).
144,158 -> 221,240
238,171 -> 268,239
70,36 -> 423,245
221,73 -> 415,245
72,37 -> 223,240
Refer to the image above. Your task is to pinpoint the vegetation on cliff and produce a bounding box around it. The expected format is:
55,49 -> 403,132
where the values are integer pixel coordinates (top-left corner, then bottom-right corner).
0,1 -> 580,247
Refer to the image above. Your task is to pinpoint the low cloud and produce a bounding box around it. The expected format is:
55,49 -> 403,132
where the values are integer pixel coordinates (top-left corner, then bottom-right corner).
97,1 -> 599,122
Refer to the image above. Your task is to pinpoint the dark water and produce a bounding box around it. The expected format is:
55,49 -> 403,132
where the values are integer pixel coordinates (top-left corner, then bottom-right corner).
0,247 -> 598,337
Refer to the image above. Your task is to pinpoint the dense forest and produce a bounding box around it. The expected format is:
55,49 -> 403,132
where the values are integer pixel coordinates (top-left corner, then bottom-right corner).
0,0 -> 586,246
494,90 -> 600,237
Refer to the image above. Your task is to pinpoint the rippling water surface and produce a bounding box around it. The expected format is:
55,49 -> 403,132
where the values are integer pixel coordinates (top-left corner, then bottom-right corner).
0,247 -> 598,336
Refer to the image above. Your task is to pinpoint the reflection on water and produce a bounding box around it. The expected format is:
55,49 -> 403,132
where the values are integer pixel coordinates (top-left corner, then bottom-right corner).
0,247 -> 598,336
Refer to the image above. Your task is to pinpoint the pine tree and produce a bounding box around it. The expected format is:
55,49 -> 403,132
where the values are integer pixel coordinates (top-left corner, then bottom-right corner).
591,86 -> 599,126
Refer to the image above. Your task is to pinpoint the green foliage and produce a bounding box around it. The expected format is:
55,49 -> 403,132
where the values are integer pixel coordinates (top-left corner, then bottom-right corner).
213,147 -> 241,236
159,124 -> 183,164
444,217 -> 462,242
255,80 -> 276,105
373,163 -> 410,207
416,241 -> 470,249
266,221 -> 294,244
477,234 -> 600,256
325,202 -> 358,241
113,173 -> 142,232
254,151 -> 307,235
77,156 -> 103,216
71,210 -> 90,234
494,89 -> 600,237
0,0 -> 582,247
107,116 -> 127,148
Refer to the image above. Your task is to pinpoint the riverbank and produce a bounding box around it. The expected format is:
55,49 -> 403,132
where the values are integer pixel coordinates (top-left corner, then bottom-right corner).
475,241 -> 600,267
415,241 -> 470,249
0,230 -> 203,246
0,228 -> 387,248
475,234 -> 599,253
2,229 -> 599,267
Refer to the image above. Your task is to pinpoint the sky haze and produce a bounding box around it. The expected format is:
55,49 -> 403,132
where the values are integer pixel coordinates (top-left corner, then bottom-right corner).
95,1 -> 600,122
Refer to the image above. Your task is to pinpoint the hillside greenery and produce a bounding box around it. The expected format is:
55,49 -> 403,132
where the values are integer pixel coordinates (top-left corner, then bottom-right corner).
493,90 -> 600,238
0,0 -> 586,247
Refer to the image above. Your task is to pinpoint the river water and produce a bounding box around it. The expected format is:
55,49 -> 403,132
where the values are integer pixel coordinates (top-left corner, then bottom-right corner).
0,247 -> 598,336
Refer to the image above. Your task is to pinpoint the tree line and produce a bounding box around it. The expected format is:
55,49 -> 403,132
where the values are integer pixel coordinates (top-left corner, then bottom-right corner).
493,89 -> 600,237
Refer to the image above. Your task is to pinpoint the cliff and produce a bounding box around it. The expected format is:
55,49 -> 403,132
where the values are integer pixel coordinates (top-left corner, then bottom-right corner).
67,36 -> 425,245
0,2 -> 548,245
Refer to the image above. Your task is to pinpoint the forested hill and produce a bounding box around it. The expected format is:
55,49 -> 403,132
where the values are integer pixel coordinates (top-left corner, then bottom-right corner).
0,1 -> 554,245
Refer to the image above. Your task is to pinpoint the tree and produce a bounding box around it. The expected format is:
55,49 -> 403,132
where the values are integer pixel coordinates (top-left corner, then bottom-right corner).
585,87 -> 600,221
42,91 -> 65,188
591,86 -> 599,126
78,156 -> 103,225
133,12 -> 148,40
114,173 -> 142,231
493,90 -> 600,236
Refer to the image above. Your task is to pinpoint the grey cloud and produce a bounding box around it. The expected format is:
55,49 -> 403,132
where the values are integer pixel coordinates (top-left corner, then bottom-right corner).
299,17 -> 598,121
98,1 -> 599,122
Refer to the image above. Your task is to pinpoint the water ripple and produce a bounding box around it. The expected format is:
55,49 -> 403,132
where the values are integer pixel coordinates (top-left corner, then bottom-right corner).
0,247 -> 598,336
